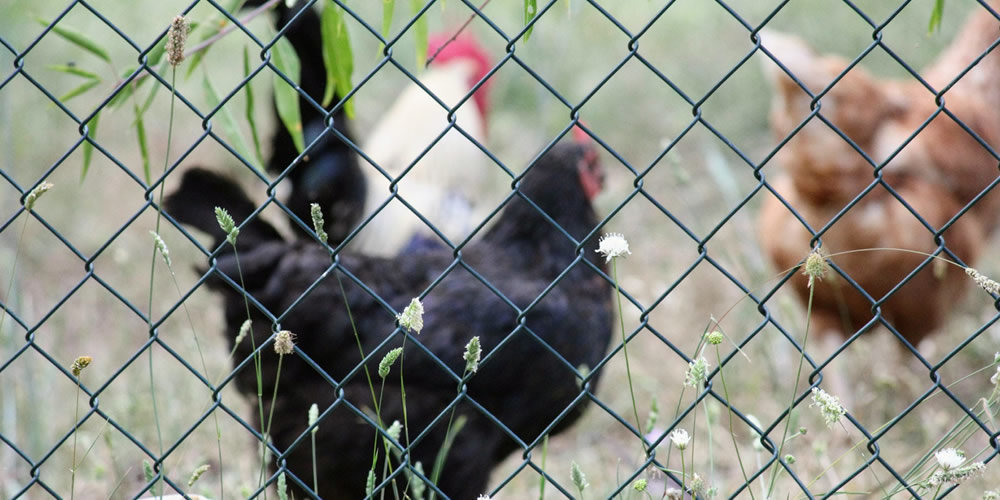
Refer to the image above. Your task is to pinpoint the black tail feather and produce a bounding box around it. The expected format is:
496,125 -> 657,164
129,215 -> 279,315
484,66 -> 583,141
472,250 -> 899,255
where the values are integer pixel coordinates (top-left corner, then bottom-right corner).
164,167 -> 283,251
241,0 -> 366,243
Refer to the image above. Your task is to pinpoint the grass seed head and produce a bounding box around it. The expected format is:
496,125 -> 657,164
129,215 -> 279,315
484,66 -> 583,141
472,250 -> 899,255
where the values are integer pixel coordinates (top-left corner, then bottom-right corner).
803,249 -> 828,288
378,347 -> 403,379
235,319 -> 251,346
570,461 -> 589,492
273,330 -> 295,355
24,182 -> 53,211
684,356 -> 710,387
464,336 -> 481,373
277,471 -> 288,500
166,15 -> 189,66
966,267 -> 1000,295
809,387 -> 846,427
632,479 -> 647,492
386,420 -> 402,442
187,464 -> 210,487
310,203 -> 328,244
70,355 -> 92,377
308,403 -> 319,434
396,297 -> 424,334
149,231 -> 171,267
214,207 -> 239,246
706,330 -> 724,345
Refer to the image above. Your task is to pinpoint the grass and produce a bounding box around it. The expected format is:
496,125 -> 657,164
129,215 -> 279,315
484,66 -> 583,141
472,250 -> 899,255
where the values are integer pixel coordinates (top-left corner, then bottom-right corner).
1,0 -> 999,497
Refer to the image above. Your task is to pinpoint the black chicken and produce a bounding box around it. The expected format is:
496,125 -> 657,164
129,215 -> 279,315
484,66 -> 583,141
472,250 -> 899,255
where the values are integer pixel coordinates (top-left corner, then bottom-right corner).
165,139 -> 613,499
256,0 -> 365,243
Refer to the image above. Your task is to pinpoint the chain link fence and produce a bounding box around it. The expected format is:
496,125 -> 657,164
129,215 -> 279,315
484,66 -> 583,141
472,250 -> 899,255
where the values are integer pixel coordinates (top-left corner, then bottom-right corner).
2,0 -> 1000,498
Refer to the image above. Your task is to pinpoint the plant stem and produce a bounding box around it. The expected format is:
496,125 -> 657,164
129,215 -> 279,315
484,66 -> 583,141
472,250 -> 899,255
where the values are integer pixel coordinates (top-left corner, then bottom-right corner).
144,62 -> 181,498
767,282 -> 816,497
231,249 -> 267,499
70,377 -> 81,500
612,258 -> 642,442
0,214 -> 28,339
715,344 -> 755,500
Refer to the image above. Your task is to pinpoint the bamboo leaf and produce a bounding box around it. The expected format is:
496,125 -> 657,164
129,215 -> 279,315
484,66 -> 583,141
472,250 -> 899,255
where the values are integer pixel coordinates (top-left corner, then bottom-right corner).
58,79 -> 100,102
381,0 -> 394,49
928,0 -> 945,33
137,61 -> 170,118
36,18 -> 111,63
203,72 -> 258,170
243,46 -> 265,167
47,64 -> 100,80
410,0 -> 428,68
107,66 -> 143,109
271,37 -> 304,153
320,3 -> 355,117
134,104 -> 151,184
146,37 -> 167,67
524,0 -> 537,42
81,112 -> 100,182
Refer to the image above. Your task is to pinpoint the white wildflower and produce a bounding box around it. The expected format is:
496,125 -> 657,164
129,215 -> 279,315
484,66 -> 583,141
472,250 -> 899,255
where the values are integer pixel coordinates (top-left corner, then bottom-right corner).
935,448 -> 966,470
669,428 -> 690,450
397,297 -> 424,334
595,233 -> 631,262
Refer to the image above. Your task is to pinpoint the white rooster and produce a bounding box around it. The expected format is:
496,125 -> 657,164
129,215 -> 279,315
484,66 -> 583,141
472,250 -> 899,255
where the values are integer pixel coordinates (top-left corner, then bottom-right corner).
354,33 -> 496,256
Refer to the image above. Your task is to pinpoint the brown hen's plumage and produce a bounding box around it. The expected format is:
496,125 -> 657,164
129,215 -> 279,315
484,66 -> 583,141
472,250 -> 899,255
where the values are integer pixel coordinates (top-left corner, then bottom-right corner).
758,4 -> 1000,348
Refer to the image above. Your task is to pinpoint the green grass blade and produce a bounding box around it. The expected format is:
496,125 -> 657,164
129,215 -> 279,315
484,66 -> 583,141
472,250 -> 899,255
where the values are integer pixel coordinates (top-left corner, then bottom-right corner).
202,72 -> 258,170
381,0 -> 394,52
36,18 -> 111,63
524,0 -> 537,42
58,79 -> 100,102
928,0 -> 945,33
410,0 -> 428,68
134,107 -> 151,184
320,3 -> 355,117
243,46 -> 265,167
272,37 -> 304,153
81,112 -> 100,182
429,415 -> 467,497
47,65 -> 100,80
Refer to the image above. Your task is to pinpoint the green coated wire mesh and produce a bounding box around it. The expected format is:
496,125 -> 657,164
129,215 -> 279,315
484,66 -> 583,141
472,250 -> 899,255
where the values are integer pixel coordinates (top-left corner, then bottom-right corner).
1,0 -> 999,498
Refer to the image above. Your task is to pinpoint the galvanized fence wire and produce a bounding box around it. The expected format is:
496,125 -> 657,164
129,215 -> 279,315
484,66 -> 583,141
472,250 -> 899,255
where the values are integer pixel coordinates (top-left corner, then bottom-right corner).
1,0 -> 1000,498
